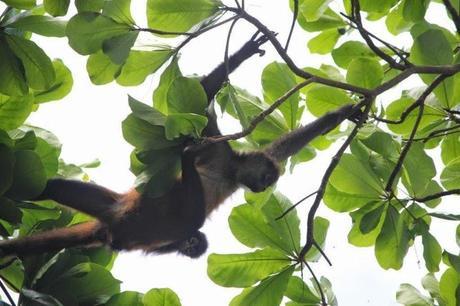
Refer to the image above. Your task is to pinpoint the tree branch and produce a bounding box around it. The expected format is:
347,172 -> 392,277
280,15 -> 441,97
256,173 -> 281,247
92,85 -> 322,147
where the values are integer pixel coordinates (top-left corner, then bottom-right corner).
412,189 -> 460,202
442,0 -> 460,34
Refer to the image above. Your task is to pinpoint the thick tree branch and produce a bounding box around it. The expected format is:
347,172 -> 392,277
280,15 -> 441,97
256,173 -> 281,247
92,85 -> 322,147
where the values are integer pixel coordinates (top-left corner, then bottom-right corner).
412,189 -> 460,202
442,0 -> 460,34
298,98 -> 373,259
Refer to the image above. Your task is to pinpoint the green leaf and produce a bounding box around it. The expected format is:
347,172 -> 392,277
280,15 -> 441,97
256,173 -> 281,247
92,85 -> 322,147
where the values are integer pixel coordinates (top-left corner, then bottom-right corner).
415,180 -> 443,208
229,204 -> 292,253
146,0 -> 221,34
360,131 -> 399,159
439,268 -> 459,306
441,131 -> 460,165
0,94 -> 34,130
295,6 -> 345,32
307,29 -> 340,54
129,96 -> 166,126
153,57 -> 182,113
6,150 -> 47,200
207,248 -> 290,288
346,57 -> 383,89
143,288 -> 181,306
396,284 -> 432,306
122,114 -> 181,150
1,0 -> 35,9
298,0 -> 333,22
262,62 -> 299,129
375,207 -> 410,270
285,276 -> 320,304
66,12 -> 131,55
0,39 -> 28,96
0,145 -> 15,196
386,2 -> 414,35
385,97 -> 442,135
75,0 -> 105,12
86,51 -> 121,85
359,0 -> 396,13
411,29 -> 454,107
230,266 -> 295,306
21,288 -> 64,306
102,31 -> 139,65
106,291 -> 143,306
166,77 -> 207,114
44,0 -> 70,16
6,35 -> 56,91
103,0 -> 135,25
402,142 -> 436,195
34,59 -> 73,103
440,157 -> 460,189
164,113 -> 207,139
403,0 -> 429,22
324,183 -> 378,212
8,15 -> 67,37
359,204 -> 385,234
306,85 -> 353,117
329,154 -> 383,196
332,41 -> 376,69
117,50 -> 172,86
422,232 -> 442,272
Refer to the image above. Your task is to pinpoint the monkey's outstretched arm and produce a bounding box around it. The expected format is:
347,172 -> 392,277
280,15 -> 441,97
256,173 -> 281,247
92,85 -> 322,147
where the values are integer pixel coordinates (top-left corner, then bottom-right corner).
34,179 -> 121,222
0,221 -> 106,256
265,104 -> 358,162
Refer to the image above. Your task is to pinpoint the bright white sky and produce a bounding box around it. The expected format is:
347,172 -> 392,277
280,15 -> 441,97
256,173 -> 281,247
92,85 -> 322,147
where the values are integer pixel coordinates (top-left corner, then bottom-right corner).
3,0 -> 460,305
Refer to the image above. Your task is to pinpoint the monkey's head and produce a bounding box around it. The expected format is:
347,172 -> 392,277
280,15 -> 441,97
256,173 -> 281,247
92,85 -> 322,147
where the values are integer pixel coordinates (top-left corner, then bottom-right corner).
235,152 -> 280,193
177,231 -> 208,258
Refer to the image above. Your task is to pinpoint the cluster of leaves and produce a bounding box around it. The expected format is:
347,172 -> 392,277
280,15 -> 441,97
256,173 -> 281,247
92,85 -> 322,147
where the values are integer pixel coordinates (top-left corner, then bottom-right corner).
208,190 -> 335,306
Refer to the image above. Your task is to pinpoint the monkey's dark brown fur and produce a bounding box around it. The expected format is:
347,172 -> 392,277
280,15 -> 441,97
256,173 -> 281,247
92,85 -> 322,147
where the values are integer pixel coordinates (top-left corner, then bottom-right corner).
0,35 -> 357,258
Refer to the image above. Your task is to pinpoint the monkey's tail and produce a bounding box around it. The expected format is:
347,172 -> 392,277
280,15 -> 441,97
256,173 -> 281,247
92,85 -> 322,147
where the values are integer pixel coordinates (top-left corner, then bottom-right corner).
0,221 -> 107,257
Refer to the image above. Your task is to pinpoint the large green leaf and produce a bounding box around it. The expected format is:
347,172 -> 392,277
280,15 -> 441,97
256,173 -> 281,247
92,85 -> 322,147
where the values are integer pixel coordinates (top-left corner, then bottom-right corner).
75,0 -> 105,12
146,0 -> 221,34
230,266 -> 295,306
143,288 -> 181,306
284,276 -> 321,304
0,94 -> 34,130
402,142 -> 436,195
440,157 -> 460,189
441,130 -> 460,165
0,39 -> 28,96
8,15 -> 67,37
375,207 -> 410,270
34,59 -> 73,103
422,231 -> 442,273
262,62 -> 299,129
102,31 -> 139,65
0,145 -> 15,196
411,29 -> 454,107
166,77 -> 207,114
229,204 -> 292,253
103,0 -> 135,25
307,29 -> 340,55
164,113 -> 207,139
396,284 -> 433,306
348,201 -> 387,247
6,150 -> 47,200
6,35 -> 55,91
403,0 -> 429,22
439,268 -> 459,306
331,41 -> 376,69
306,85 -> 353,117
324,183 -> 378,212
152,57 -> 182,113
117,49 -> 172,86
294,6 -> 345,32
66,12 -> 131,55
385,2 -> 414,35
44,0 -> 70,16
298,0 -> 333,22
346,57 -> 383,89
106,291 -> 143,306
207,248 -> 290,288
86,51 -> 121,85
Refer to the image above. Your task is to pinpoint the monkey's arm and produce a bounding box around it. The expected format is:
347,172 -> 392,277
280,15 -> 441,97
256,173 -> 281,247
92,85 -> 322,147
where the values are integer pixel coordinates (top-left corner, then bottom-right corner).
0,221 -> 106,256
265,104 -> 357,162
34,179 -> 121,222
200,35 -> 268,137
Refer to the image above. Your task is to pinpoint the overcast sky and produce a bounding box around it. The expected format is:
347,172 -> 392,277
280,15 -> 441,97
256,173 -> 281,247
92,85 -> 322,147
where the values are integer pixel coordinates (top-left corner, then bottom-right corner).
6,0 -> 459,305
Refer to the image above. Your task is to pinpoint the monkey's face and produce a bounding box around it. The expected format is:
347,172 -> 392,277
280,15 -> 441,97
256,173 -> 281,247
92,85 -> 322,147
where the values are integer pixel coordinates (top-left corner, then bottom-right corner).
236,153 -> 280,193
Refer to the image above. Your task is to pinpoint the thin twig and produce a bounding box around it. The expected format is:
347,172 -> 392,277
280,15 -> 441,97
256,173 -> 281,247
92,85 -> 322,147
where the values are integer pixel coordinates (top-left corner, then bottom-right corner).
204,79 -> 313,143
313,240 -> 332,266
285,0 -> 298,51
224,18 -> 240,81
0,279 -> 15,306
385,74 -> 450,192
442,0 -> 460,34
302,260 -> 327,306
412,189 -> 460,202
408,124 -> 460,142
298,99 -> 373,259
276,190 -> 318,220
351,0 -> 408,70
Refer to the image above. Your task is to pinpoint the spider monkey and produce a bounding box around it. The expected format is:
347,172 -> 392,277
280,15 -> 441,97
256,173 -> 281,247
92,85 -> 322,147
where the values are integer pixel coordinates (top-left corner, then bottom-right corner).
0,35 -> 359,259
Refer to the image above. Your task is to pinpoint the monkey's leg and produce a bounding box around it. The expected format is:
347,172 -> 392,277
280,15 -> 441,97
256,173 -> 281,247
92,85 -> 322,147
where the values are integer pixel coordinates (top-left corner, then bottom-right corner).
0,221 -> 106,256
35,179 -> 121,220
